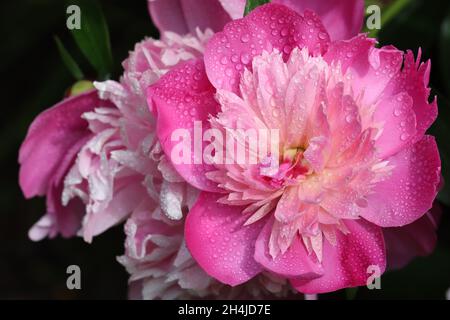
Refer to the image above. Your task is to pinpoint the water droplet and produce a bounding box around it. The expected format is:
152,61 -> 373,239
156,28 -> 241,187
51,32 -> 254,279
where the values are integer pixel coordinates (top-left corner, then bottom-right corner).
225,68 -> 233,77
393,108 -> 402,117
318,32 -> 327,40
240,34 -> 250,43
241,53 -> 251,64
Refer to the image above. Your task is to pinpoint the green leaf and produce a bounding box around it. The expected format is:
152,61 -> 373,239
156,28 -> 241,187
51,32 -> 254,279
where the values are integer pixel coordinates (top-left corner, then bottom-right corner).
244,0 -> 270,16
54,36 -> 84,80
366,0 -> 414,38
68,0 -> 113,79
440,8 -> 450,96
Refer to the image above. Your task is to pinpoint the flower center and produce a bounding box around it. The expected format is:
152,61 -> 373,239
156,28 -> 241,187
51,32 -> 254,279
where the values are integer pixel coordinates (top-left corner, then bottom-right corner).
258,147 -> 311,188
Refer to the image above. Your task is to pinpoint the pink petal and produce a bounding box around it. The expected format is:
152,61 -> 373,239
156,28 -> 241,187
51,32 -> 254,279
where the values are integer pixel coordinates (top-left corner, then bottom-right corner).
373,92 -> 417,158
148,0 -> 189,34
46,183 -> 85,238
185,192 -> 264,286
383,204 -> 441,270
254,217 -> 324,278
382,50 -> 438,141
148,0 -> 232,34
19,90 -> 102,198
304,136 -> 329,172
325,36 -> 404,106
204,3 -> 330,93
147,59 -> 221,192
326,38 -> 437,141
181,0 -> 232,33
361,136 -> 441,227
292,219 -> 386,294
218,0 -> 246,19
273,0 -> 364,40
83,181 -> 147,243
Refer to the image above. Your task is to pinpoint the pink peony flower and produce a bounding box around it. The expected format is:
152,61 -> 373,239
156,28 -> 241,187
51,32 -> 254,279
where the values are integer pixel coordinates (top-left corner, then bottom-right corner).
62,30 -> 213,242
19,90 -> 111,241
148,0 -> 364,41
117,188 -> 293,299
148,4 -> 441,293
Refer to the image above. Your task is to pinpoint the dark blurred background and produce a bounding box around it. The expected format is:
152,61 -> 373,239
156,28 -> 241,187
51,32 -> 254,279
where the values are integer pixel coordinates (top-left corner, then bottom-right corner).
0,0 -> 449,299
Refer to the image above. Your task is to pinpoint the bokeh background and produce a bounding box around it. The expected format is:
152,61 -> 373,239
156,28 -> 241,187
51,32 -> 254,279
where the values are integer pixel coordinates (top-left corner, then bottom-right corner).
1,0 -> 449,299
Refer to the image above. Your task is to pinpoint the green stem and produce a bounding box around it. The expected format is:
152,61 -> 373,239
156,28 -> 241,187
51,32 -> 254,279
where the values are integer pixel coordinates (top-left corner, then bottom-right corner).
367,0 -> 413,38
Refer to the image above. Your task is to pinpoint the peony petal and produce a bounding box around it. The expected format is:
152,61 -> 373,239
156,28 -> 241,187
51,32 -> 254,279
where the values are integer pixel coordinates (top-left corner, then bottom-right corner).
147,59 -> 221,192
148,0 -> 232,34
254,217 -> 324,278
46,183 -> 85,238
292,219 -> 385,294
361,136 -> 441,227
148,0 -> 190,34
382,50 -> 437,141
373,92 -> 417,158
325,36 -> 404,106
383,204 -> 441,270
19,90 -> 103,198
326,38 -> 436,141
204,3 -> 330,93
82,181 -> 147,243
185,192 -> 264,286
180,0 -> 231,33
218,0 -> 246,19
273,0 -> 364,41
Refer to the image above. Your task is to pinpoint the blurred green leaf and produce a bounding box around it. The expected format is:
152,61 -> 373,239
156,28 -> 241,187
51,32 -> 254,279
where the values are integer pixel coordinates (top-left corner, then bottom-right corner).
54,36 -> 84,80
440,8 -> 450,96
366,0 -> 413,38
377,0 -> 450,53
68,0 -> 113,79
244,0 -> 270,16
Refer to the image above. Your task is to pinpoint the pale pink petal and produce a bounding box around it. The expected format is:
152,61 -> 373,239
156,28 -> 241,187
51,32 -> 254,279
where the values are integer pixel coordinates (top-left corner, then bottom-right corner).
147,59 -> 221,192
292,219 -> 385,294
204,3 -> 330,93
218,0 -> 246,19
28,214 -> 55,241
185,192 -> 264,286
273,0 -> 364,40
361,136 -> 441,227
83,181 -> 147,242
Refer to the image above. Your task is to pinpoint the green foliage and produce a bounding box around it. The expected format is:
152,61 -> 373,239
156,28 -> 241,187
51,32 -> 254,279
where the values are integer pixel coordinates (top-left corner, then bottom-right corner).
244,0 -> 270,16
68,0 -> 113,80
54,36 -> 84,80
